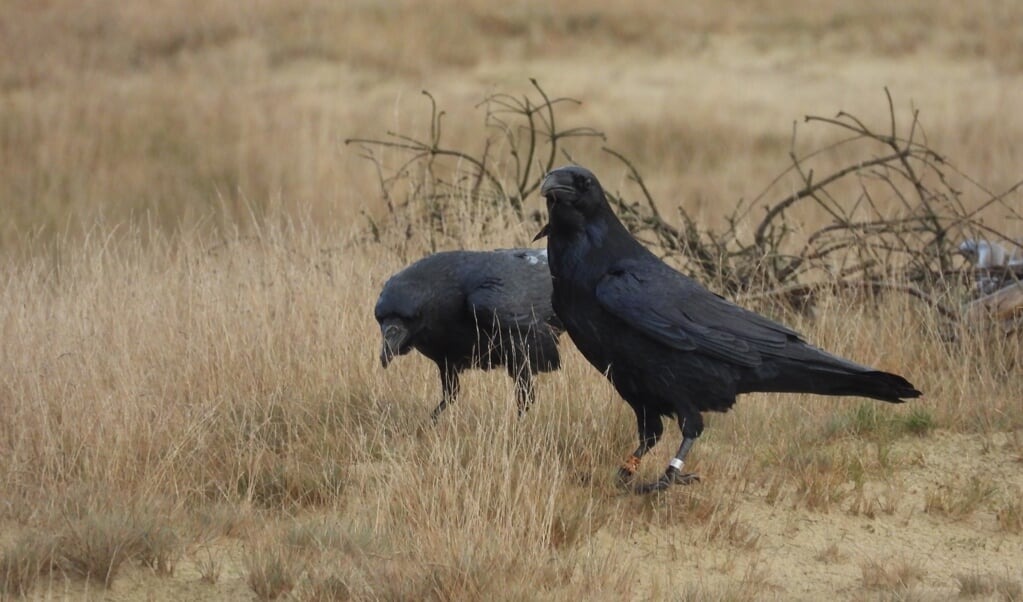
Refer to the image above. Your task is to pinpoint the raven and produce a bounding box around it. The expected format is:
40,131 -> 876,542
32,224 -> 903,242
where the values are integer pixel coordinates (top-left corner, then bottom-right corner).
534,165 -> 921,492
375,249 -> 563,419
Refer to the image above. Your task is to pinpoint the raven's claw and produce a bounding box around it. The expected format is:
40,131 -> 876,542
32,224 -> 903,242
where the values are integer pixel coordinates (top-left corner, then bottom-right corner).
615,467 -> 635,489
633,470 -> 700,494
615,455 -> 643,489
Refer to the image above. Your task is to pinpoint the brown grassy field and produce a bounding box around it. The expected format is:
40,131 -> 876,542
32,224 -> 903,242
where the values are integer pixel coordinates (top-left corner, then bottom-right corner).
2,1 -> 1023,600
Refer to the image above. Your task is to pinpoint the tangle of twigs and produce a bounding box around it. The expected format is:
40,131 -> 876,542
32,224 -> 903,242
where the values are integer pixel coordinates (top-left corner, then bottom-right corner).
348,83 -> 1023,326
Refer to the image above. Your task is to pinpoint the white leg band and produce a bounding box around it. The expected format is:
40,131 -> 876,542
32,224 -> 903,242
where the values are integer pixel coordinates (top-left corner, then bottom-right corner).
669,458 -> 685,471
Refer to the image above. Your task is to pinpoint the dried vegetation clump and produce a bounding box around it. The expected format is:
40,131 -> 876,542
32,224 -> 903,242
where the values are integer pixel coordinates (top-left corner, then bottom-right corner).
353,82 -> 1023,328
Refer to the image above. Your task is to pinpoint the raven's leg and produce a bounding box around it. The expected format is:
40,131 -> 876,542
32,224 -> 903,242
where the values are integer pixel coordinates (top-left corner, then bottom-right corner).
430,365 -> 460,421
513,369 -> 535,418
616,409 -> 664,487
635,411 -> 703,493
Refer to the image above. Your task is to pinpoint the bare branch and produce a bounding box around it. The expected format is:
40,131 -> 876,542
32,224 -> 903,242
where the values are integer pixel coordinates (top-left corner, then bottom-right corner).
347,84 -> 1022,330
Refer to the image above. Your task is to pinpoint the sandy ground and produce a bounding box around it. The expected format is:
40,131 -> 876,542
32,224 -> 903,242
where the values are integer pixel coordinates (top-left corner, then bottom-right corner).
611,431 -> 1023,600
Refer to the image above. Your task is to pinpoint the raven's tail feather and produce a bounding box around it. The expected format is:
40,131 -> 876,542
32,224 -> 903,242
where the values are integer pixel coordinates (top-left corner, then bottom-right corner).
750,356 -> 922,402
822,369 -> 921,403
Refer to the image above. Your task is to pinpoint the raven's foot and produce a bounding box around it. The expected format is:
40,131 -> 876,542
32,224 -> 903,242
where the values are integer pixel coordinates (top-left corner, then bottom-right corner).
429,403 -> 447,423
615,455 -> 642,488
633,468 -> 700,494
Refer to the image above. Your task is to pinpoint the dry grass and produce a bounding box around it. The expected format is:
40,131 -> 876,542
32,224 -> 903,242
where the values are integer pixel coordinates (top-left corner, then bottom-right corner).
4,0 -> 1023,248
999,496 -> 1023,535
194,545 -> 222,586
3,200 -> 1018,598
245,543 -> 302,600
2,1 -> 1023,599
861,558 -> 926,591
815,543 -> 845,564
0,533 -> 57,598
957,572 -> 1023,600
924,476 -> 999,520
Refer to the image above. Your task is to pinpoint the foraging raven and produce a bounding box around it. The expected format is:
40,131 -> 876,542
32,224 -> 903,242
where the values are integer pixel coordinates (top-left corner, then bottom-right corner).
375,249 -> 562,419
534,165 -> 921,492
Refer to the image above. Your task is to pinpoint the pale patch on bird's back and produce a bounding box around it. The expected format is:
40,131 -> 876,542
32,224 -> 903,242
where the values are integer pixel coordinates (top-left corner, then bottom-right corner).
510,248 -> 548,266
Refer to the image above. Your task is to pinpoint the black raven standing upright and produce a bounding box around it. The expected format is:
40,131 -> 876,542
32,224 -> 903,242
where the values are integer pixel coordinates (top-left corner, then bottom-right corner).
375,249 -> 563,419
534,165 -> 921,492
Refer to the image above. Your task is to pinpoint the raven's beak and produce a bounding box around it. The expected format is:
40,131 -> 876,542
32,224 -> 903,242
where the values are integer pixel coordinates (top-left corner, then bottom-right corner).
532,223 -> 550,242
380,322 -> 411,368
540,168 -> 564,197
536,169 -> 574,241
540,172 -> 557,197
540,170 -> 573,198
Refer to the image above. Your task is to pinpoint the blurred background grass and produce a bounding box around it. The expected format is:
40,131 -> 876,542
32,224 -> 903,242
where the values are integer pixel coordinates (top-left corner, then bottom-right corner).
3,0 -> 1022,249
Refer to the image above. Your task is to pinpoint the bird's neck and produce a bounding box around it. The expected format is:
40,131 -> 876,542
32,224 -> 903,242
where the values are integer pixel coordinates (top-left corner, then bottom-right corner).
549,210 -> 643,279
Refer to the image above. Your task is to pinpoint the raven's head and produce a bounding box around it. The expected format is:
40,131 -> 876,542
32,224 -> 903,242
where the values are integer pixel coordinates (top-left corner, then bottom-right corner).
533,165 -> 607,240
374,283 -> 421,368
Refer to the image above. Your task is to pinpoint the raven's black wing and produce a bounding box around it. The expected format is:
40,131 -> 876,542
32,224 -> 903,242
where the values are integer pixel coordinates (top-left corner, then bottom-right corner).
465,251 -> 554,330
595,258 -> 800,367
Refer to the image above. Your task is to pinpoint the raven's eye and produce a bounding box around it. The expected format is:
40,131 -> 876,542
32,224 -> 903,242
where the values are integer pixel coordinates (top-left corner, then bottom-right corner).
572,174 -> 589,191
